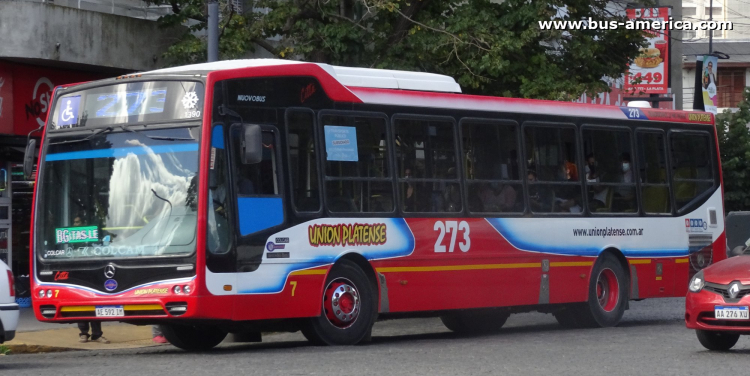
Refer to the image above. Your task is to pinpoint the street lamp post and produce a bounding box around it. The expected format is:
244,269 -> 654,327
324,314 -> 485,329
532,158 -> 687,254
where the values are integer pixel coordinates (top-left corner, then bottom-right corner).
208,0 -> 219,62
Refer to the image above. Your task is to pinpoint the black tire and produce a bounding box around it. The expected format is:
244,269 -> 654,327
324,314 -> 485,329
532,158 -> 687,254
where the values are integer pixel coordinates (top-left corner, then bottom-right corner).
556,253 -> 629,328
161,324 -> 227,351
553,304 -> 588,328
440,310 -> 510,334
585,253 -> 629,327
696,330 -> 740,351
303,260 -> 376,346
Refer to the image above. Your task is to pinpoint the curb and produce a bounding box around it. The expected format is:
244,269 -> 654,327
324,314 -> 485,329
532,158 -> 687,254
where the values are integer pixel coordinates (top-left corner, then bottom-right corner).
4,343 -> 78,354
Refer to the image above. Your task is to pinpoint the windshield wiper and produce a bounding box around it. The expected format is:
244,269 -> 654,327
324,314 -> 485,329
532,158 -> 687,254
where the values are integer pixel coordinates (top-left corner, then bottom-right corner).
150,189 -> 173,248
48,127 -> 116,146
119,125 -> 195,141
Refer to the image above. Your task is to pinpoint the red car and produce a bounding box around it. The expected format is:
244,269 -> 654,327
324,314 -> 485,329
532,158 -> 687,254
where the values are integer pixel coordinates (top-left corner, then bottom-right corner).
686,254 -> 750,350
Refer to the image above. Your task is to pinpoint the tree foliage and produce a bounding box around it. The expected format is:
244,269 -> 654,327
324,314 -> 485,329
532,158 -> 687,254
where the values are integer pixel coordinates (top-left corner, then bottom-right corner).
716,88 -> 750,212
147,0 -> 648,99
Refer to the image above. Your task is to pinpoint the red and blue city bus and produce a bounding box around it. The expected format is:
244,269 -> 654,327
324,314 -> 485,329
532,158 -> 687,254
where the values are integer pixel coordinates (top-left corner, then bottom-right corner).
28,60 -> 724,350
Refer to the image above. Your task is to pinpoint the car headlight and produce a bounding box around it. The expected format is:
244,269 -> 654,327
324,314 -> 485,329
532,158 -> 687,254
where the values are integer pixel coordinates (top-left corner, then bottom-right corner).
689,271 -> 705,293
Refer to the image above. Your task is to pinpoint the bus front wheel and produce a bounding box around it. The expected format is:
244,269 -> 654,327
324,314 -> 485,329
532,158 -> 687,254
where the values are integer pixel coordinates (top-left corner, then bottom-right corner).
302,260 -> 376,346
162,324 -> 227,351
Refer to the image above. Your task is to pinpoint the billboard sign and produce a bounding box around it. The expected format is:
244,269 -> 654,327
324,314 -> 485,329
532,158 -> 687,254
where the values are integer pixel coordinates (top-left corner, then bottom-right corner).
701,55 -> 718,114
624,7 -> 671,94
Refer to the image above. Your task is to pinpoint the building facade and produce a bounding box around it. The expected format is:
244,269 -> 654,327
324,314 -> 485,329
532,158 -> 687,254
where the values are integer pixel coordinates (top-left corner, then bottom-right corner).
0,0 -> 182,278
682,0 -> 750,111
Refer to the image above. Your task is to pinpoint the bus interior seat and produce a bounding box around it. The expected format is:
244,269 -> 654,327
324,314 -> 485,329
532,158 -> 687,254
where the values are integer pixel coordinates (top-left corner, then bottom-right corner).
369,195 -> 393,212
595,188 -> 614,212
643,186 -> 669,213
328,196 -> 359,213
673,167 -> 696,206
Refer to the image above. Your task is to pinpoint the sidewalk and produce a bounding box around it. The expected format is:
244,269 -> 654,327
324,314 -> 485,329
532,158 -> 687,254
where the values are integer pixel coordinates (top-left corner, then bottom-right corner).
4,308 -> 166,353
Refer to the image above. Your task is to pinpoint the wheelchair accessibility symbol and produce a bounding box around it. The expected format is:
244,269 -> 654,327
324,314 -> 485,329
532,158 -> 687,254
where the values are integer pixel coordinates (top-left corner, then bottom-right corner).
61,100 -> 75,121
57,96 -> 80,127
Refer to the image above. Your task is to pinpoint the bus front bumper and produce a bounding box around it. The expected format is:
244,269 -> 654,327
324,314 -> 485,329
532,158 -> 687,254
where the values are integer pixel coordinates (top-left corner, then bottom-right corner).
33,297 -> 198,322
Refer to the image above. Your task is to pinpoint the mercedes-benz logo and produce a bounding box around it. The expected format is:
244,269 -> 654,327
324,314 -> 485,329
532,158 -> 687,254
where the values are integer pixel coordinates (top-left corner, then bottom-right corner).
729,282 -> 741,299
104,264 -> 116,279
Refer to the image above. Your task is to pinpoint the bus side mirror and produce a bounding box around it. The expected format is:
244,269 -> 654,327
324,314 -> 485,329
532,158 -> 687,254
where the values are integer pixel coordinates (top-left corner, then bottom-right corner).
242,124 -> 262,164
23,139 -> 36,180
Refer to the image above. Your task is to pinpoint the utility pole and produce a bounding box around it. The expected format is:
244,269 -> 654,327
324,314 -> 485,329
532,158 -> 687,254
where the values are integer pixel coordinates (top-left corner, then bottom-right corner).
208,0 -> 219,62
708,0 -> 713,54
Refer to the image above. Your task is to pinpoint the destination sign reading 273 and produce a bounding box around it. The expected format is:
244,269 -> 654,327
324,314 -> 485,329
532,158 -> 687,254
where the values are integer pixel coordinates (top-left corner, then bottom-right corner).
52,81 -> 205,130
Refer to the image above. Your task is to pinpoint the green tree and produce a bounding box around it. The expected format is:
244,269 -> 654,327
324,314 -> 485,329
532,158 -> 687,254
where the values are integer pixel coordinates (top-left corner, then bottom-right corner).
147,0 -> 648,100
716,88 -> 750,212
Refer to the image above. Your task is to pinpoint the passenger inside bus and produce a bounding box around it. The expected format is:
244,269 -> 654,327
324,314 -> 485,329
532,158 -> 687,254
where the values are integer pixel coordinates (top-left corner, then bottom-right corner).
554,163 -> 581,213
527,170 -> 552,212
478,183 -> 517,212
586,165 -> 611,211
613,152 -> 636,211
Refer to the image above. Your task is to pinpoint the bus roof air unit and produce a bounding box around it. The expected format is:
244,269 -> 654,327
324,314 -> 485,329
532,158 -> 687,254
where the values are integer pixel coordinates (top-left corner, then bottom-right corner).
140,59 -> 462,94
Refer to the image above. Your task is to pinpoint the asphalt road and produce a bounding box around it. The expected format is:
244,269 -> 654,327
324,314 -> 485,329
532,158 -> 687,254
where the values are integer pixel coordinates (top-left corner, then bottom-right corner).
2,297 -> 749,376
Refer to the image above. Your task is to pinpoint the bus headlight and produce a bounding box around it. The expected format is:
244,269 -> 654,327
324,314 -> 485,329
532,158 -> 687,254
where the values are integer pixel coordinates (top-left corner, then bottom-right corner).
183,285 -> 191,294
173,285 -> 181,294
39,290 -> 46,298
46,289 -> 53,298
689,271 -> 705,293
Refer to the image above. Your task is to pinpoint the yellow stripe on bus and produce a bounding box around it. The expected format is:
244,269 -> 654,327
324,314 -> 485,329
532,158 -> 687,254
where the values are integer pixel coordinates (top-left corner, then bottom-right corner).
290,269 -> 328,276
675,258 -> 689,264
629,259 -> 652,265
376,261 -> 593,274
123,305 -> 163,311
377,263 -> 541,273
549,262 -> 594,267
60,306 -> 95,312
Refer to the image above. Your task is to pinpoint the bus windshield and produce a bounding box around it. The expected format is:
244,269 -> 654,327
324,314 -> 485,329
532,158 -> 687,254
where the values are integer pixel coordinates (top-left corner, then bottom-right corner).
36,126 -> 201,261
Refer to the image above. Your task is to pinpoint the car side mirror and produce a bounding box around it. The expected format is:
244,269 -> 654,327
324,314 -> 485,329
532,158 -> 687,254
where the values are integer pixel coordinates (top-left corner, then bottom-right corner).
242,124 -> 262,164
23,139 -> 36,180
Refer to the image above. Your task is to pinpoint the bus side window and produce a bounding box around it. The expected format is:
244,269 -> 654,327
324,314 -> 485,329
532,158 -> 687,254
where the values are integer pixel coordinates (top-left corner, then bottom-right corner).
231,126 -> 279,197
670,132 -> 714,212
581,127 -> 635,213
461,119 -> 523,214
321,113 -> 393,213
524,124 -> 581,214
394,116 -> 461,213
637,131 -> 671,214
286,110 -> 321,212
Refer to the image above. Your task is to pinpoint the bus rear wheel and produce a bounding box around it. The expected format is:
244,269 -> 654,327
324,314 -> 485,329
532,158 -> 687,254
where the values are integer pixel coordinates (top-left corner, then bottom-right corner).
696,330 -> 740,351
555,253 -> 628,328
440,310 -> 510,334
302,260 -> 376,346
162,324 -> 227,351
